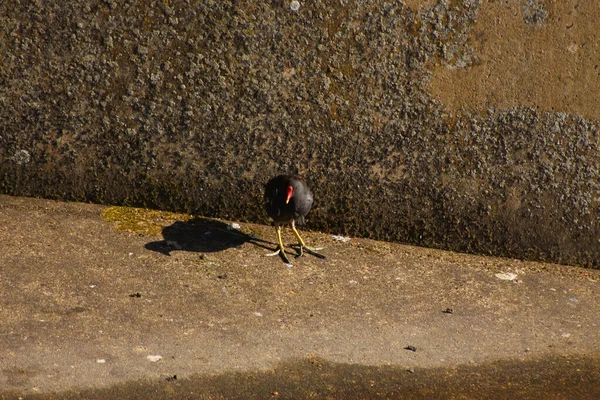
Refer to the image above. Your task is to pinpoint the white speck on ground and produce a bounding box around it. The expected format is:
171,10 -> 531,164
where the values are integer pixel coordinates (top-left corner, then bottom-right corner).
495,272 -> 517,281
332,235 -> 351,243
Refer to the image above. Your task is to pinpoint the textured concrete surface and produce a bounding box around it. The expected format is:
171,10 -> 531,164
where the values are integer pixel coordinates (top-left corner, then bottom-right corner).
1,195 -> 599,398
1,1 -> 599,268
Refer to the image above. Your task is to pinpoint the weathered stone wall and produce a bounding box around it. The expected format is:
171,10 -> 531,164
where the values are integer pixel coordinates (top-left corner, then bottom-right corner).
1,0 -> 598,267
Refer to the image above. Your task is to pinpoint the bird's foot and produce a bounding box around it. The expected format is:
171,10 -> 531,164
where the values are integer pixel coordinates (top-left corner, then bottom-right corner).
265,249 -> 281,257
305,245 -> 324,252
265,248 -> 292,265
294,245 -> 326,259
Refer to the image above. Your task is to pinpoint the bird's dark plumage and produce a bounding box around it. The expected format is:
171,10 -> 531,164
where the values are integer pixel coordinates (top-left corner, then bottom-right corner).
264,175 -> 314,226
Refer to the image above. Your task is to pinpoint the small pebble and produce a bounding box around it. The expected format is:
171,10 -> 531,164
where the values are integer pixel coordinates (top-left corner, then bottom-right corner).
166,240 -> 182,249
147,355 -> 163,362
442,308 -> 453,314
495,272 -> 517,281
290,1 -> 300,11
332,235 -> 351,243
404,345 -> 417,352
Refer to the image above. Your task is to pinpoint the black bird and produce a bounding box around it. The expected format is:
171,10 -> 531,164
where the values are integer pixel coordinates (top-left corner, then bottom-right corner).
264,175 -> 324,264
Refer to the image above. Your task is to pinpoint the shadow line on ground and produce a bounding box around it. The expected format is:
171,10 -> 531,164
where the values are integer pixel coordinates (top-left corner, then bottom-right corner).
4,355 -> 600,399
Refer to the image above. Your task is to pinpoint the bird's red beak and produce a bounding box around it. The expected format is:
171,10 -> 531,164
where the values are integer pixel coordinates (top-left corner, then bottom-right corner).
285,185 -> 294,204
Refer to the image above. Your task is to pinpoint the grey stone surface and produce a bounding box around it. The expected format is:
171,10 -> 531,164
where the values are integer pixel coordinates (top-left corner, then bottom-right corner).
1,1 -> 598,267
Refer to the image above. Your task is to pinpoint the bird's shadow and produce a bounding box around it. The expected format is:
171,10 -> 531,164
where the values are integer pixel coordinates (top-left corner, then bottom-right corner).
144,217 -> 273,256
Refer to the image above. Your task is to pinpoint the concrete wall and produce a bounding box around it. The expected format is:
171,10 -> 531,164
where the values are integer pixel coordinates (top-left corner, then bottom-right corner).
1,0 -> 598,267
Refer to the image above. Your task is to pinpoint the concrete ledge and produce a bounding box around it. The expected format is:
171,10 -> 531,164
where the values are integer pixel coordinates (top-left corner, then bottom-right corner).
1,195 -> 599,397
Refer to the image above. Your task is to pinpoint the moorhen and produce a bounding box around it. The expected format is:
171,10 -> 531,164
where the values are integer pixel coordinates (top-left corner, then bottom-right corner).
264,175 -> 324,264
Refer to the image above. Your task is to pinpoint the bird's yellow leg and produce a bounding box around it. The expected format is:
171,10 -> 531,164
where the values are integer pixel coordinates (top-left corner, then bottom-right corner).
265,226 -> 284,256
291,221 -> 323,255
265,226 -> 291,264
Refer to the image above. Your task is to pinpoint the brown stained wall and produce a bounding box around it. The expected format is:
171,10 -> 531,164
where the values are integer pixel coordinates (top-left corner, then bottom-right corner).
1,0 -> 598,267
429,0 -> 600,119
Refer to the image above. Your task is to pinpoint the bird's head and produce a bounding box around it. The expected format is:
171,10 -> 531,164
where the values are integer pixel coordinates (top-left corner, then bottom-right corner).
285,185 -> 294,204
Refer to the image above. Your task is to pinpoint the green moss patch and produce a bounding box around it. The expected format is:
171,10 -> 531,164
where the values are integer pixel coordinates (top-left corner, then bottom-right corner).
101,206 -> 192,236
